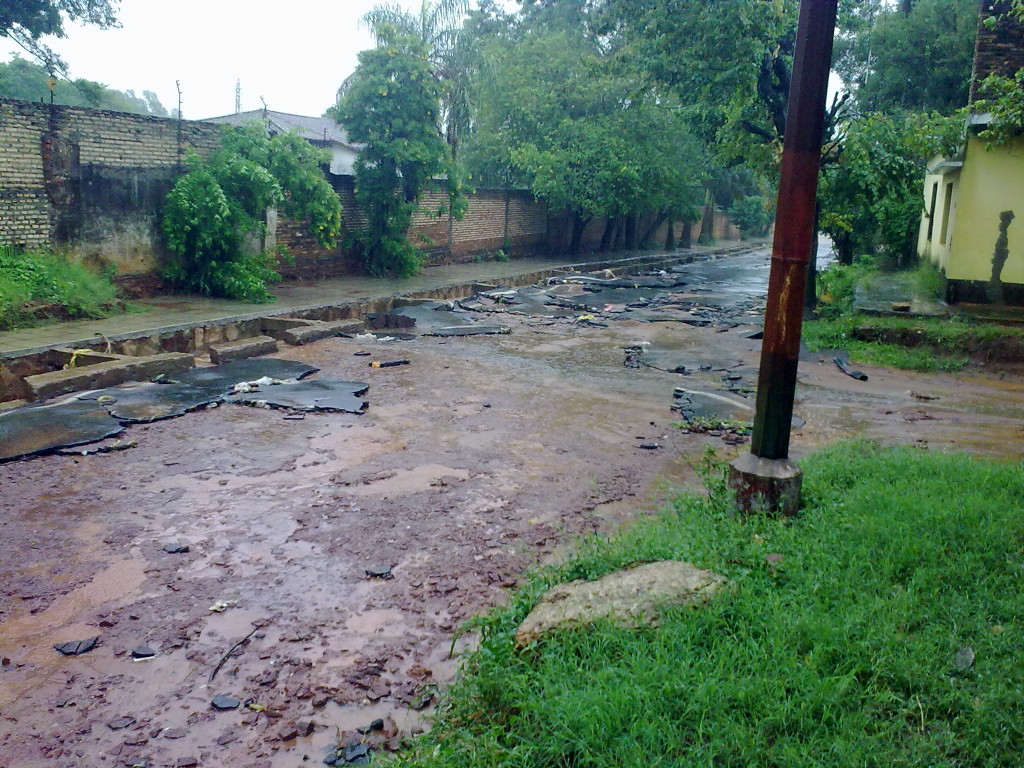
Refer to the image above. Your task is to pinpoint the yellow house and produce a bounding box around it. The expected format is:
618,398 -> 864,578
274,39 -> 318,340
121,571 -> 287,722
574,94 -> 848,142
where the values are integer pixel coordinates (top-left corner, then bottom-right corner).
917,1 -> 1024,305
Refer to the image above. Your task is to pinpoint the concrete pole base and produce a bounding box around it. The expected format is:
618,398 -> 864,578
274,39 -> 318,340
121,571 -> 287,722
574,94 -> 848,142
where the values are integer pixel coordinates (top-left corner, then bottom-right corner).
728,452 -> 803,517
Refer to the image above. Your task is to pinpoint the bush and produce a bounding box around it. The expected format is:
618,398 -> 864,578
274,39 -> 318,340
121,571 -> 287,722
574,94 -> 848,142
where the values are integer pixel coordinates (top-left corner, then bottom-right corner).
729,194 -> 774,238
0,245 -> 121,330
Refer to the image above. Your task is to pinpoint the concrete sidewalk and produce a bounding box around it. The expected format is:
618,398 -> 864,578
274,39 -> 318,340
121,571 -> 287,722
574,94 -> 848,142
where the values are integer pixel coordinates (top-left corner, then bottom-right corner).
0,240 -> 766,359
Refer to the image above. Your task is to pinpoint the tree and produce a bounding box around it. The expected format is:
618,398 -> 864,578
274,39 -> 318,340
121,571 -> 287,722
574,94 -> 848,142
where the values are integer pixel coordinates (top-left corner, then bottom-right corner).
333,28 -> 460,278
1,1 -> 119,79
360,0 -> 473,155
833,0 -> 978,114
0,56 -> 168,114
162,123 -> 341,301
818,112 -> 959,266
466,19 -> 704,254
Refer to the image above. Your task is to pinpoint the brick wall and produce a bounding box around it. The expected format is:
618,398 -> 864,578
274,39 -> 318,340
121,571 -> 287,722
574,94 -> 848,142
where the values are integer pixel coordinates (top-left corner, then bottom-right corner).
0,98 -> 221,276
969,0 -> 1024,103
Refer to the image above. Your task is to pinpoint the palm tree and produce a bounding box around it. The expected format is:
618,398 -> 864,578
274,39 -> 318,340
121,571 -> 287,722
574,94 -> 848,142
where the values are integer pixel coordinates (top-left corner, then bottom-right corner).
360,0 -> 474,158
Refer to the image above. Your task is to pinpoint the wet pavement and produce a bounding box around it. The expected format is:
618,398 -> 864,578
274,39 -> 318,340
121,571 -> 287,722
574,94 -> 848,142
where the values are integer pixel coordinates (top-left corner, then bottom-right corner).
1,244 -> 1023,767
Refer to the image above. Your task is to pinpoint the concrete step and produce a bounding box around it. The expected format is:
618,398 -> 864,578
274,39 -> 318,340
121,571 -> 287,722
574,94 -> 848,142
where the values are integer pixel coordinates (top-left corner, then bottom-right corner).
209,335 -> 279,364
25,351 -> 194,401
262,317 -> 366,346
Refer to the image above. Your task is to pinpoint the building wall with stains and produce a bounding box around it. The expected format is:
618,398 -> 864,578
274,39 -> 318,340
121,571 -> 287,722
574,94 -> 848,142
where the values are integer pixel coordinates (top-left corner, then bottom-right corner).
944,134 -> 1024,302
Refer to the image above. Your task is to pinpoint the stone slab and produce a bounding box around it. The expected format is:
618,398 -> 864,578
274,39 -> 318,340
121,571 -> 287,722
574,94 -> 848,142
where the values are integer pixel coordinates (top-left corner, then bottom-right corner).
278,321 -> 365,346
514,560 -> 726,648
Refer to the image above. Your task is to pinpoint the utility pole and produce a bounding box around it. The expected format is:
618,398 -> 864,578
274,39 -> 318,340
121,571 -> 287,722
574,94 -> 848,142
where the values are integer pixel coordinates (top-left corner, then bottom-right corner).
235,79 -> 241,114
728,0 -> 838,516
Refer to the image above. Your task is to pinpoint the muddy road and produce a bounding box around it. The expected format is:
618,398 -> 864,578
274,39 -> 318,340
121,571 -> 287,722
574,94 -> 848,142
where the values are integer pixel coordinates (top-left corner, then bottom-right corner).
2,248 -> 1022,768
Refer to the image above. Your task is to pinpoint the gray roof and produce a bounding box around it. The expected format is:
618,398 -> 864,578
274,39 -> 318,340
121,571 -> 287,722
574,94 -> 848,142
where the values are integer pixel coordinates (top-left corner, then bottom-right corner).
203,109 -> 353,147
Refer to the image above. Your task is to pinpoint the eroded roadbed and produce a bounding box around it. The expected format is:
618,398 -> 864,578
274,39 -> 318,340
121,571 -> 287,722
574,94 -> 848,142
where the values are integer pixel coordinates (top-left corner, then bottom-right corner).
2,249 -> 1022,767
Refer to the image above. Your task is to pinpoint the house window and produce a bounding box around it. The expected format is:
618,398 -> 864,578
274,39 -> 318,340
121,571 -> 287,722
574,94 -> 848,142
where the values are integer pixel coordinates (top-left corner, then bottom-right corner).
939,181 -> 954,244
926,182 -> 938,241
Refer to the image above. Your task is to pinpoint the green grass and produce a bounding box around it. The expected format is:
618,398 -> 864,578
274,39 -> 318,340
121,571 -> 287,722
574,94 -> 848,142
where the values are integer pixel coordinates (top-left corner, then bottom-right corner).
396,442 -> 1024,768
802,313 -> 1024,372
0,245 -> 126,330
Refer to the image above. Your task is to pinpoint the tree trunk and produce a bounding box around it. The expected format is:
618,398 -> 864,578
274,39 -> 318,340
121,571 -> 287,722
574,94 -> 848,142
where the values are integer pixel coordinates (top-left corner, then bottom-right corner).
680,221 -> 692,249
569,213 -> 591,255
599,217 -> 617,252
641,209 -> 669,249
624,213 -> 638,250
614,216 -> 626,250
664,218 -> 676,250
697,201 -> 715,244
837,230 -> 853,265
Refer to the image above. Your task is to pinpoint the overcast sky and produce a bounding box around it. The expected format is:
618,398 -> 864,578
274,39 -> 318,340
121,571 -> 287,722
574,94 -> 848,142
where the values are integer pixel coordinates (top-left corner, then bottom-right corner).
1,0 -> 451,120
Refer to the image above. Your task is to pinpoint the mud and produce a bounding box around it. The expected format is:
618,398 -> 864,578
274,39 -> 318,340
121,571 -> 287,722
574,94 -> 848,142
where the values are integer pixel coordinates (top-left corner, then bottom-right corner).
2,248 -> 1023,767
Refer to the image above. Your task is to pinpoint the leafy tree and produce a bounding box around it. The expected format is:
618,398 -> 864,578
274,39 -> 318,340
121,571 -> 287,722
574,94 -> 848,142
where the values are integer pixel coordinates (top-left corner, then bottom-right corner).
162,123 -> 341,301
0,56 -> 168,114
333,28 -> 460,278
818,112 -> 959,266
465,14 -> 704,254
833,0 -> 978,114
360,0 -> 472,156
974,67 -> 1024,147
0,0 -> 118,78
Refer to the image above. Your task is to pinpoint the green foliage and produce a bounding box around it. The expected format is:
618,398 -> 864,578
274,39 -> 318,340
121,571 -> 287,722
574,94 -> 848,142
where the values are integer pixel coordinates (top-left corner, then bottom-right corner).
819,112 -> 959,265
974,67 -> 1024,148
833,0 -> 978,114
465,19 -> 704,249
814,258 -> 877,319
0,244 -> 122,330
728,195 -> 774,239
161,123 -> 340,302
0,56 -> 169,114
334,28 -> 460,278
396,440 -> 1024,768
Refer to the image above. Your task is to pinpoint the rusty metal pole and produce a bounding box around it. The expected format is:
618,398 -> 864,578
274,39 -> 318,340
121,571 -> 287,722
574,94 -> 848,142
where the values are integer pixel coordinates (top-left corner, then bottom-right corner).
728,0 -> 838,515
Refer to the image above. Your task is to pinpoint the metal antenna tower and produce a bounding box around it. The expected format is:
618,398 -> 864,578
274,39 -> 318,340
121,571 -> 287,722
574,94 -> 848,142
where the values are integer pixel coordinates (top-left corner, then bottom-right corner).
235,79 -> 241,114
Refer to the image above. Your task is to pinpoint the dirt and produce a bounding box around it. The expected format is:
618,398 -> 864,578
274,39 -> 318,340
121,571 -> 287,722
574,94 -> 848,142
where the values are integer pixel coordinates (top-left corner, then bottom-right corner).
2,248 -> 1022,768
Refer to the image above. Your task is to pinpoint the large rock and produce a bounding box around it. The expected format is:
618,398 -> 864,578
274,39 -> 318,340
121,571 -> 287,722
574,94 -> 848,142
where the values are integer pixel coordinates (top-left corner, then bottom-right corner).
514,560 -> 726,648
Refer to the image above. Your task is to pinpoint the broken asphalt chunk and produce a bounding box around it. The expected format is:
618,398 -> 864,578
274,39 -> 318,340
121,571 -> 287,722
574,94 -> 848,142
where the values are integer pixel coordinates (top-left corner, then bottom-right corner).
425,325 -> 510,337
162,542 -> 190,554
54,637 -> 99,656
1,400 -> 125,463
833,356 -> 868,381
210,695 -> 241,710
227,379 -> 369,414
108,716 -> 136,731
366,565 -> 394,580
80,382 -> 219,423
165,359 -> 319,396
131,645 -> 157,659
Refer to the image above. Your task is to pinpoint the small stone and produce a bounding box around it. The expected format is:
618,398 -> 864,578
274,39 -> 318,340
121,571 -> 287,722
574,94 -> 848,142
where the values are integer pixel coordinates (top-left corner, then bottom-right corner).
638,443 -> 660,450
765,553 -> 784,564
365,565 -> 393,580
216,728 -> 239,745
344,743 -> 372,764
54,637 -> 99,656
211,695 -> 241,710
356,718 -> 384,735
954,646 -> 976,672
162,542 -> 190,554
276,725 -> 299,741
108,716 -> 136,730
131,645 -> 157,659
296,720 -> 315,738
176,758 -> 198,768
163,727 -> 187,739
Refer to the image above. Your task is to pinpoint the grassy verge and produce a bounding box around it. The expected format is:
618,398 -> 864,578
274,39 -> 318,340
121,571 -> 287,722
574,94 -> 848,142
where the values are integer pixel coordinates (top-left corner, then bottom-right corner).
396,442 -> 1024,768
802,313 -> 1024,372
0,245 -> 131,331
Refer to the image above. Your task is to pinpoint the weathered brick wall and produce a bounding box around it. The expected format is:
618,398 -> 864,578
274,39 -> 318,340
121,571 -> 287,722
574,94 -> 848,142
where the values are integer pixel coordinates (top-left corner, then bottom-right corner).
969,0 -> 1024,102
0,98 -> 221,277
0,100 -> 50,249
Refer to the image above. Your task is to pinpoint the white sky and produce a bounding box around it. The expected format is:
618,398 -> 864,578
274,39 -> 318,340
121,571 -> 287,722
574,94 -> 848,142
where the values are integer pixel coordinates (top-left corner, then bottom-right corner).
0,0 -> 435,119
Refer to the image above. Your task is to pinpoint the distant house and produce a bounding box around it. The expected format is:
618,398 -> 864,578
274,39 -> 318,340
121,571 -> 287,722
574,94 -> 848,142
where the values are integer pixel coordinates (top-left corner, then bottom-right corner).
204,109 -> 359,177
917,0 -> 1024,305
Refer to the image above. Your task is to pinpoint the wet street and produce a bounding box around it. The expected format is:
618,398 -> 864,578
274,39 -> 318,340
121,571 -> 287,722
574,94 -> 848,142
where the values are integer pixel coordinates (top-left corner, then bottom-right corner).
2,246 -> 1023,767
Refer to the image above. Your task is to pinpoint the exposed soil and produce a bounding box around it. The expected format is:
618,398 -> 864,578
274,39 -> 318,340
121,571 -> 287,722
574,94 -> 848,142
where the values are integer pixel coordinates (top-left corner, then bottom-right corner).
1,248 -> 1022,768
